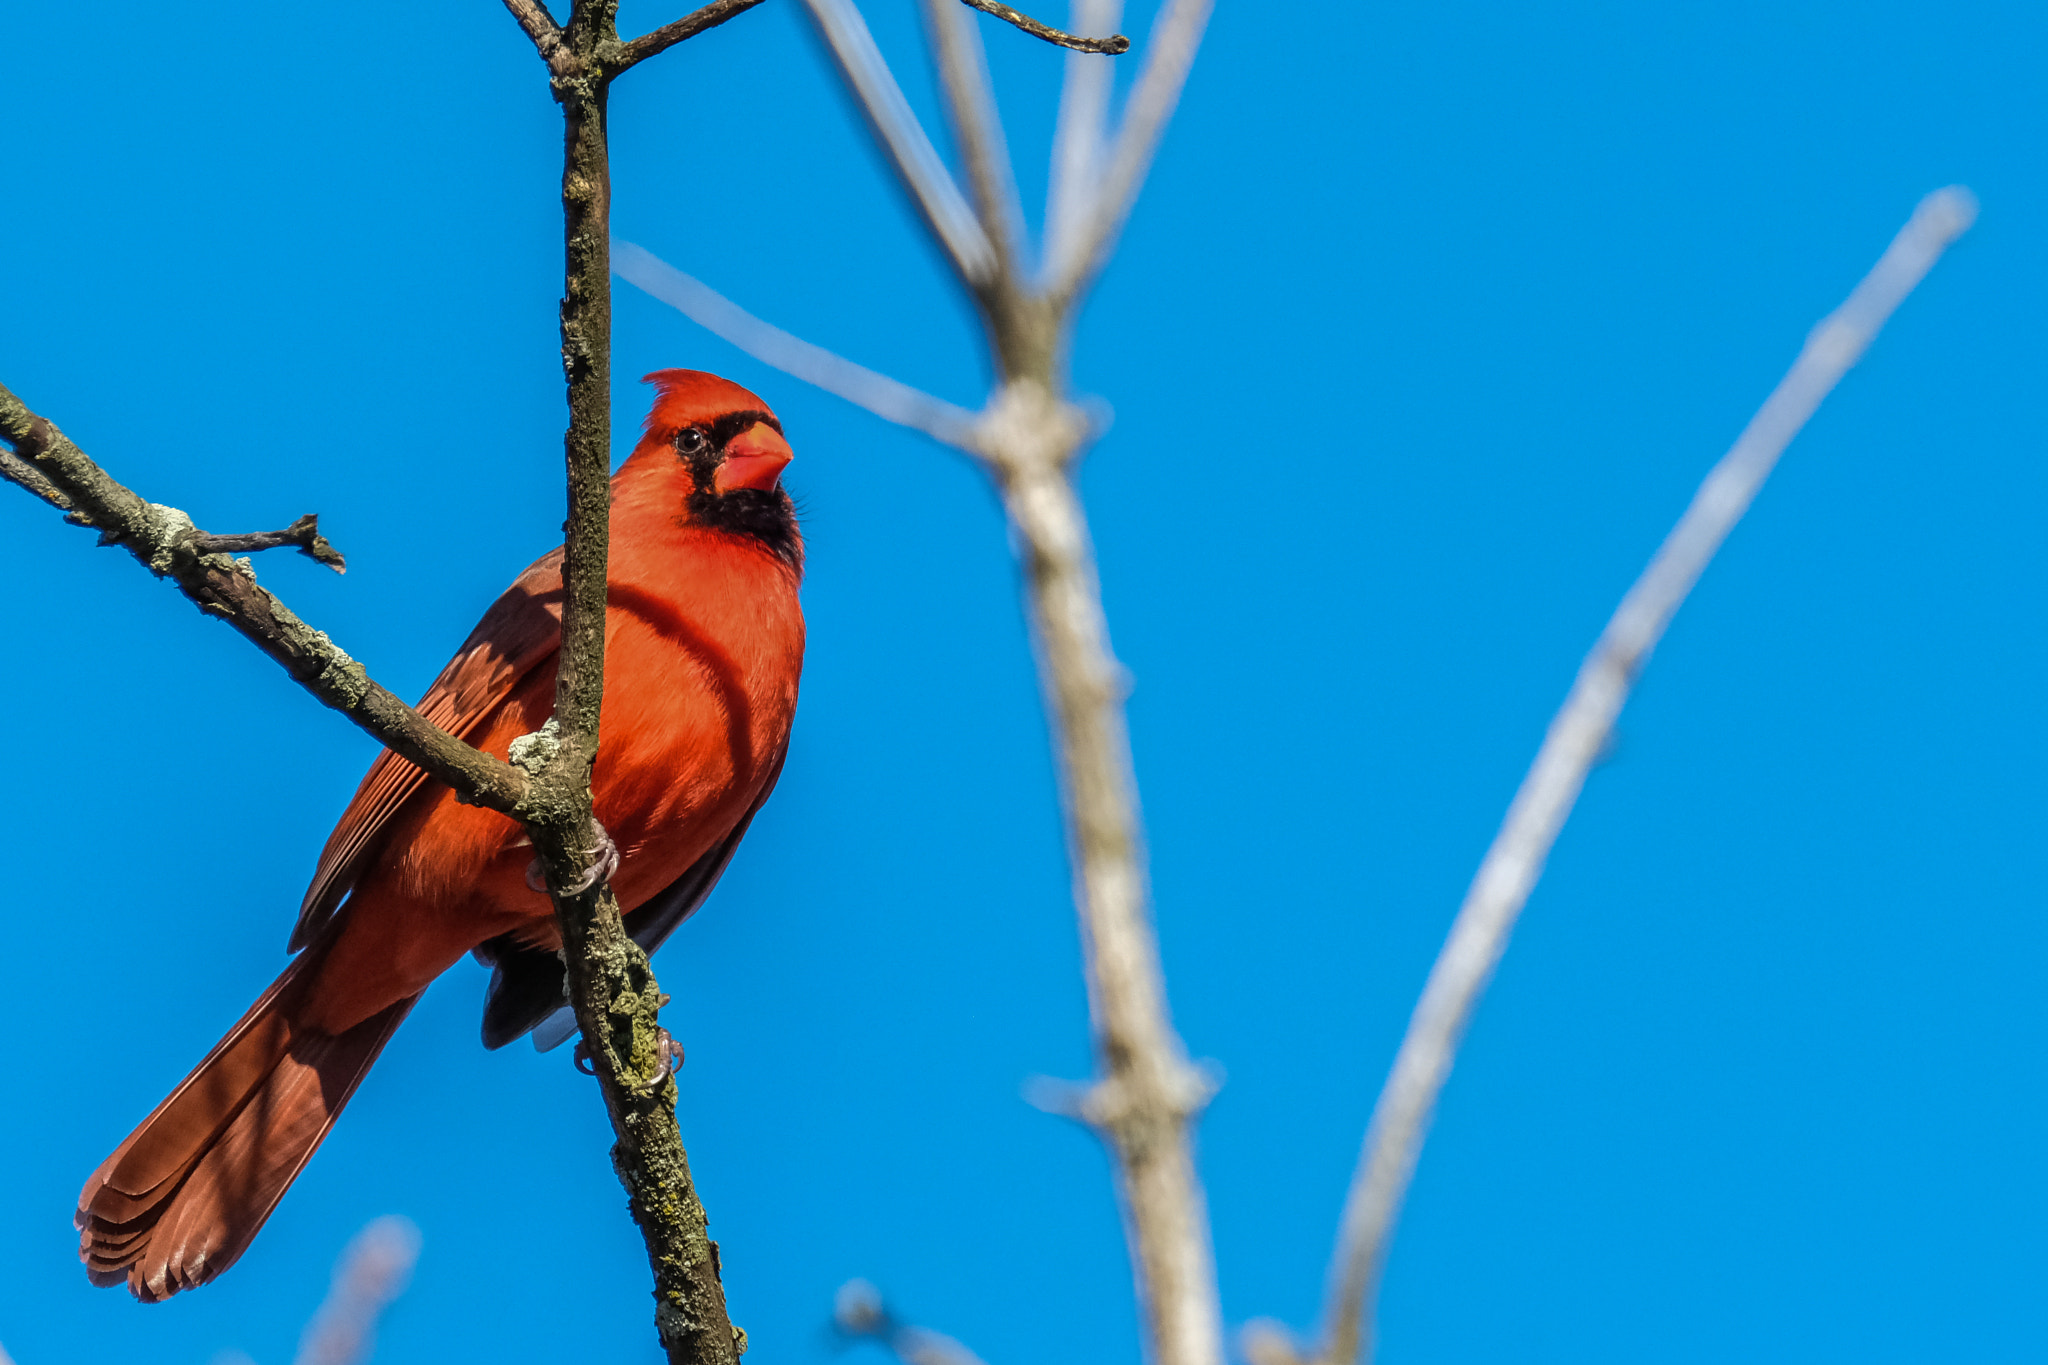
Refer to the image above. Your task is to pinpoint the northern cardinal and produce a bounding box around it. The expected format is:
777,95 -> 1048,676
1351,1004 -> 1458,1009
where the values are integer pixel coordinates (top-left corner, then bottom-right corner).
77,370 -> 805,1302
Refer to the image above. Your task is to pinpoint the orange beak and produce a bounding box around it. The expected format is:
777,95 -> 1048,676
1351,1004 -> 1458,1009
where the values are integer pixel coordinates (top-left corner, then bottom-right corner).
715,421 -> 793,493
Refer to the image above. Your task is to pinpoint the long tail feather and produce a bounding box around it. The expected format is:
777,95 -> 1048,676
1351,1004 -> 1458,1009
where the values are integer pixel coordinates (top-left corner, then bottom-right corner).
77,960 -> 415,1302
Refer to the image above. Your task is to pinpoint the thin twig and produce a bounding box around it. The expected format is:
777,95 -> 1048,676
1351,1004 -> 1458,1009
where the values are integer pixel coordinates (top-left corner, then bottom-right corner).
501,0 -> 573,75
1047,0 -> 1213,300
980,382 -> 1224,1365
1313,186 -> 1978,1365
503,1 -> 745,1360
1044,0 -> 1123,273
0,381 -> 530,815
924,0 -> 1028,286
746,5 -> 1224,1359
194,512 -> 347,573
0,445 -> 74,511
614,241 -> 984,449
959,0 -> 1128,53
607,0 -> 774,73
293,1217 -> 421,1365
799,0 -> 998,286
833,1279 -> 991,1365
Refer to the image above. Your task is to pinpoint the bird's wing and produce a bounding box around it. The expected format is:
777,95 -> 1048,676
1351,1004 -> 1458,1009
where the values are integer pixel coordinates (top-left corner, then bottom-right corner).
505,748 -> 790,1052
289,548 -> 567,952
628,747 -> 787,957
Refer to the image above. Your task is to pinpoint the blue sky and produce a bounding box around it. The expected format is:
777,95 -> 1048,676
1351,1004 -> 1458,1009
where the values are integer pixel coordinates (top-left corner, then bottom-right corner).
4,1 -> 2045,1363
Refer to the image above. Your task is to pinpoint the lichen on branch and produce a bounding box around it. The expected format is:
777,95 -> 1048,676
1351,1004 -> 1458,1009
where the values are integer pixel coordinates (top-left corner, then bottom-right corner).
0,380 -> 528,816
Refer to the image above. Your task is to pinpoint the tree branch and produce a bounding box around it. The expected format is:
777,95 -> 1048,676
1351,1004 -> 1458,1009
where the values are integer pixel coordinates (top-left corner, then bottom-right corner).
501,0 -> 574,76
194,512 -> 347,573
735,8 -> 1224,1358
293,1217 -> 420,1365
0,381 -> 530,815
1310,187 -> 1978,1365
501,4 -> 743,1362
614,241 -> 984,449
1044,0 -> 1123,274
606,0 -> 774,74
958,0 -> 1128,53
799,0 -> 999,286
978,382 -> 1224,1365
1046,0 -> 1212,300
833,1280 -> 990,1365
0,443 -> 74,512
923,0 -> 1028,290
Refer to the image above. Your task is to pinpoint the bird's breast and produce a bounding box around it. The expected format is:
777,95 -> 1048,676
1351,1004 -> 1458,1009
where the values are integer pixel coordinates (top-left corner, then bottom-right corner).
588,537 -> 804,911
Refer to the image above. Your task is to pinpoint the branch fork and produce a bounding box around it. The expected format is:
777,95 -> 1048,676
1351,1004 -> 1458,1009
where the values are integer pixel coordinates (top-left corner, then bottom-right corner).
624,5 -> 1221,1363
194,513 -> 347,573
1025,1061 -> 1219,1133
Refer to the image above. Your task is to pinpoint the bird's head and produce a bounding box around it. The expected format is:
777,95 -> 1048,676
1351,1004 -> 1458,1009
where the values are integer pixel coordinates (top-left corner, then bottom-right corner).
626,369 -> 801,569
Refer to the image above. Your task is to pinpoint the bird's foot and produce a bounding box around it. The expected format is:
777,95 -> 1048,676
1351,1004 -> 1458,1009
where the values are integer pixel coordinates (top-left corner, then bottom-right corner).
643,1028 -> 685,1092
571,1028 -> 685,1094
525,820 -> 620,897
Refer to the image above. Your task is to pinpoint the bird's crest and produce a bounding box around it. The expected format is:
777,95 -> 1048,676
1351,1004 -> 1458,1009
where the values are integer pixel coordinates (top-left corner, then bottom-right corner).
639,369 -> 778,449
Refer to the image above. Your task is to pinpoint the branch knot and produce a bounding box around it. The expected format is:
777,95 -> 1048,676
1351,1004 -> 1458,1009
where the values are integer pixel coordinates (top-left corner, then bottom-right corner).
311,634 -> 372,708
509,718 -> 564,778
1024,1060 -> 1220,1138
141,503 -> 198,576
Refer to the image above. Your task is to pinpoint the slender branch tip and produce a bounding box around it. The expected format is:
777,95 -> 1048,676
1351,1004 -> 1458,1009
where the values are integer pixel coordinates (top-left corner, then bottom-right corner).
1305,188 -> 1976,1365
610,0 -> 774,73
195,513 -> 347,573
959,0 -> 1129,52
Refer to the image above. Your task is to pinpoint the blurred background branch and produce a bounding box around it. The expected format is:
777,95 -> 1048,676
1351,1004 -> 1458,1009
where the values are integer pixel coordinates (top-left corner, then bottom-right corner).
833,1279 -> 990,1365
612,243 -> 982,448
1304,186 -> 1978,1365
624,4 -> 1222,1363
293,1217 -> 422,1365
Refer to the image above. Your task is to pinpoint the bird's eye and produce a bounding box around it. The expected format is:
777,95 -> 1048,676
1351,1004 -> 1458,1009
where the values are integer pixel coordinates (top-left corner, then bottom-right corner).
676,428 -> 709,456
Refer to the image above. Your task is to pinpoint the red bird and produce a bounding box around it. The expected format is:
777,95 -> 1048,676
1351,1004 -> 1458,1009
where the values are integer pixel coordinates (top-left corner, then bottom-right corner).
77,370 -> 805,1301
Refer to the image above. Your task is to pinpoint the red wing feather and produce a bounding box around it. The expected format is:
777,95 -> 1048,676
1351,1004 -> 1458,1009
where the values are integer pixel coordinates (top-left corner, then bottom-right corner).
289,548 -> 567,951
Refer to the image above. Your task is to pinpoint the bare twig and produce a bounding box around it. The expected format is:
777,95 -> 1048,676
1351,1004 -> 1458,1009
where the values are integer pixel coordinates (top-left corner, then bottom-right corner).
293,1217 -> 422,1365
0,444 -> 74,512
1047,0 -> 1213,300
614,241 -> 983,448
833,1279 -> 990,1365
607,0 -> 775,74
799,0 -> 998,286
501,3 -> 746,1361
924,0 -> 1028,285
979,382 -> 1223,1365
959,0 -> 1128,53
1312,187 -> 1979,1365
0,381 -> 530,815
1044,0 -> 1123,273
194,512 -> 347,573
680,6 -> 1222,1361
501,0 -> 573,76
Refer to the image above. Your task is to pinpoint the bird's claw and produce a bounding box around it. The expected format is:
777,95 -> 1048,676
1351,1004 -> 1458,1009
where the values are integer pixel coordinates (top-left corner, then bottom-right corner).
526,820 -> 620,897
642,1028 -> 685,1093
571,1028 -> 684,1094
